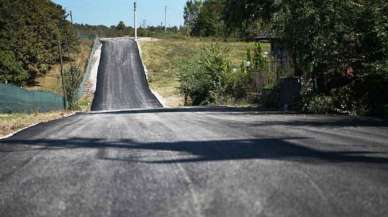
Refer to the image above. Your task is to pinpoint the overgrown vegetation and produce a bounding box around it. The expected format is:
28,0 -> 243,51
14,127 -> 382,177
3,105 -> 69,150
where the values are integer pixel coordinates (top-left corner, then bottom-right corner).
178,45 -> 232,105
183,0 -> 388,115
140,38 -> 262,107
177,43 -> 277,106
63,65 -> 83,110
0,0 -> 78,86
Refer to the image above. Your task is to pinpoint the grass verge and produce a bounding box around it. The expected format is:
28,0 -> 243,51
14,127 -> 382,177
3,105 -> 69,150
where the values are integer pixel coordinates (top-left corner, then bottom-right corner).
0,112 -> 71,138
140,37 -> 269,107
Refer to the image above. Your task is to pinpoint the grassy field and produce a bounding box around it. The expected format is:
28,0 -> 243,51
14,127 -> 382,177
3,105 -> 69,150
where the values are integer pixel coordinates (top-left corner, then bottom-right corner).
27,39 -> 93,94
140,38 -> 269,107
0,112 -> 71,138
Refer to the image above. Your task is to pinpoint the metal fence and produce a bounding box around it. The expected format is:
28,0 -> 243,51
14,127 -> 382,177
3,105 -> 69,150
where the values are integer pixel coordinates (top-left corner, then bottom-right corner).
0,83 -> 64,113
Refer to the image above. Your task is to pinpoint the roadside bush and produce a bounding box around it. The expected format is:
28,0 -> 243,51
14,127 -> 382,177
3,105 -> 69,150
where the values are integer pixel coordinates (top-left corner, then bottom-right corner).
302,95 -> 336,114
329,82 -> 367,115
225,67 -> 250,99
178,43 -> 274,106
299,78 -> 335,114
178,56 -> 212,105
178,44 -> 232,105
63,64 -> 82,110
231,43 -> 266,98
300,74 -> 388,115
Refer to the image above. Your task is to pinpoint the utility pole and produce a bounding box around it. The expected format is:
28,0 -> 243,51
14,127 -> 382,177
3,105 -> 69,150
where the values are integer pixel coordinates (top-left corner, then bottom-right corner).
70,10 -> 73,24
57,39 -> 67,110
134,0 -> 137,40
164,5 -> 167,32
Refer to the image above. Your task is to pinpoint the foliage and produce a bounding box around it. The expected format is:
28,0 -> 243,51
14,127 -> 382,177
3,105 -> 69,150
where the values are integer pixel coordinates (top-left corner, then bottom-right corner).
0,0 -> 78,85
177,43 -> 270,106
116,21 -> 126,31
184,0 -> 202,36
302,95 -> 336,114
223,0 -> 278,37
184,0 -> 226,37
219,0 -> 388,115
75,23 -> 186,39
0,50 -> 28,85
63,64 -> 82,110
140,38 -> 260,107
178,44 -> 233,105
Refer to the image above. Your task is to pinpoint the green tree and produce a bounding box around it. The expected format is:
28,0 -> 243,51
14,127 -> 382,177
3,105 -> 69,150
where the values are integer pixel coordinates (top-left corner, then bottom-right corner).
222,0 -> 388,114
184,0 -> 226,37
0,0 -> 79,85
116,21 -> 126,31
183,0 -> 202,36
0,50 -> 28,85
223,0 -> 278,37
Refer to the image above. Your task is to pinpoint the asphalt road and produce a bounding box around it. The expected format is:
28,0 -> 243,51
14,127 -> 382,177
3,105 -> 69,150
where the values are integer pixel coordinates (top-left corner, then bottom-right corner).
1,38 -> 388,217
91,38 -> 162,111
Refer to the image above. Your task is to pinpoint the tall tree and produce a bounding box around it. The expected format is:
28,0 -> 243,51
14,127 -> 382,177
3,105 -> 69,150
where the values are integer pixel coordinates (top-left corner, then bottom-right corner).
116,21 -> 126,31
0,0 -> 78,85
223,0 -> 278,36
192,0 -> 226,37
183,0 -> 203,36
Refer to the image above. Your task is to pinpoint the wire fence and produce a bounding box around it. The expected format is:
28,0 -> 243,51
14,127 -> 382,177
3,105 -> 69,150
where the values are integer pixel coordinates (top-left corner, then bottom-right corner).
0,83 -> 64,113
0,36 -> 99,113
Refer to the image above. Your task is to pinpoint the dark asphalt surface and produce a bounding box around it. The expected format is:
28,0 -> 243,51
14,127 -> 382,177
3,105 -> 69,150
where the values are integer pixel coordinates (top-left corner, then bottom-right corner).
91,38 -> 162,111
1,38 -> 388,217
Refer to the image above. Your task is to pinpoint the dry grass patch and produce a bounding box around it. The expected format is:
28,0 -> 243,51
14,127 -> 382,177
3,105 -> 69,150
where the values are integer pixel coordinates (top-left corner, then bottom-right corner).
0,112 -> 71,138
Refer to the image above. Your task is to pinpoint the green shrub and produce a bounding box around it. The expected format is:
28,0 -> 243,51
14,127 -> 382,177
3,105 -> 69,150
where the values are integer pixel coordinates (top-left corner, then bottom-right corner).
178,44 -> 232,105
302,95 -> 336,114
224,67 -> 250,99
63,64 -> 82,110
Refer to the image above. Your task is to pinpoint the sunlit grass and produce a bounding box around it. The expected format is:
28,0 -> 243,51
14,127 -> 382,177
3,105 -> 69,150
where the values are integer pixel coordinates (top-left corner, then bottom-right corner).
140,37 -> 269,107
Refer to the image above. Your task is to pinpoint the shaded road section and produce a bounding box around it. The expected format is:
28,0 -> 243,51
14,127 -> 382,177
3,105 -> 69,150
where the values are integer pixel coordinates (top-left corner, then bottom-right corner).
0,108 -> 388,217
91,38 -> 162,111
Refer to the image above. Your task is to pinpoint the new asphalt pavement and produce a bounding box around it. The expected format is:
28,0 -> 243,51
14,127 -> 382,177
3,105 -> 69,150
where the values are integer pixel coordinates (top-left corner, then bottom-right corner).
0,38 -> 387,217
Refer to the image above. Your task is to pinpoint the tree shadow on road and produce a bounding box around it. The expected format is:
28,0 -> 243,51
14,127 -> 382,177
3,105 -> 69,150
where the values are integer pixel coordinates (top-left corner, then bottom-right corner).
1,137 -> 388,165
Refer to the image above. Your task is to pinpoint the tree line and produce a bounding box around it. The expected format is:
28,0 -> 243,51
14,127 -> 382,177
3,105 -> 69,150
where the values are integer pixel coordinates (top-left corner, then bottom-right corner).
184,0 -> 388,115
0,0 -> 78,86
75,22 -> 185,40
